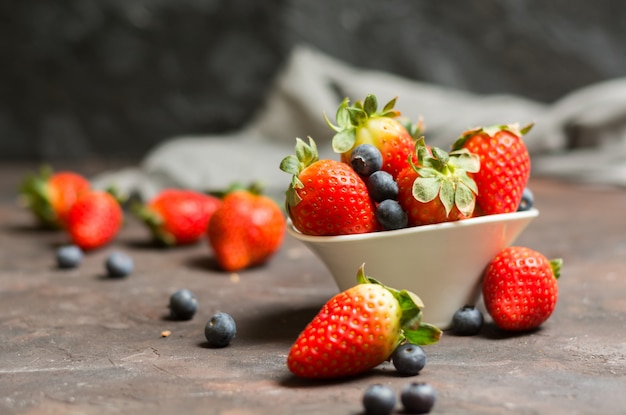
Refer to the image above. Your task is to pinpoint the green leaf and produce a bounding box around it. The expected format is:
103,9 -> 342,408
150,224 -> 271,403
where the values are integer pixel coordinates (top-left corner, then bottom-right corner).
347,107 -> 367,126
439,180 -> 455,216
431,146 -> 449,164
279,155 -> 301,176
382,96 -> 397,113
459,174 -> 478,195
455,182 -> 476,217
412,177 -> 440,203
404,323 -> 442,345
450,150 -> 480,173
550,258 -> 563,279
363,94 -> 378,116
332,128 -> 357,153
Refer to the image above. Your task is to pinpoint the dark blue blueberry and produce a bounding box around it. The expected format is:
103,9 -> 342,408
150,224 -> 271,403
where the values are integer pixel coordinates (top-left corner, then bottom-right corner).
205,312 -> 236,348
392,343 -> 427,376
105,251 -> 134,278
376,199 -> 408,231
367,170 -> 399,203
169,289 -> 198,320
517,187 -> 534,211
350,144 -> 383,176
451,305 -> 484,336
56,245 -> 83,269
401,382 -> 436,414
362,384 -> 396,415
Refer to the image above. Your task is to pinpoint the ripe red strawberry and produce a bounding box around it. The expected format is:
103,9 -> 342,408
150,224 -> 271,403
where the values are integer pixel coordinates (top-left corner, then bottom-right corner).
452,124 -> 532,215
20,166 -> 91,228
65,190 -> 123,250
133,189 -> 221,245
397,138 -> 480,226
482,246 -> 562,331
287,264 -> 441,379
207,186 -> 285,272
326,94 -> 416,179
280,137 -> 378,236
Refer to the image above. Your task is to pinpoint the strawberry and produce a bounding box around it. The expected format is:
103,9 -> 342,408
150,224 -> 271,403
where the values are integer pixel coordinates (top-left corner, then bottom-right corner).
279,137 -> 378,236
287,264 -> 441,379
65,190 -> 123,250
19,166 -> 91,228
482,246 -> 562,331
397,137 -> 480,226
326,94 -> 416,179
452,124 -> 532,215
207,185 -> 285,272
133,189 -> 221,246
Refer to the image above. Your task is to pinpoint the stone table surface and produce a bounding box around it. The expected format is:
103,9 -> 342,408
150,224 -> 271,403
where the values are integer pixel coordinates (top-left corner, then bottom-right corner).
1,162 -> 625,415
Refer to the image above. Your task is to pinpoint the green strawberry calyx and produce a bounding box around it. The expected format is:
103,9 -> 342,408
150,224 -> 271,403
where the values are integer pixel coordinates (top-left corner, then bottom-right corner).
550,258 -> 563,279
325,94 -> 401,154
279,136 -> 320,208
19,165 -> 58,228
452,122 -> 534,149
409,137 -> 480,218
356,263 -> 442,346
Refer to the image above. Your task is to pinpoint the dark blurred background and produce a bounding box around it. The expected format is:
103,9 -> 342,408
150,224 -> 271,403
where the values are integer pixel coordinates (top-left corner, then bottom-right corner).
2,0 -> 625,161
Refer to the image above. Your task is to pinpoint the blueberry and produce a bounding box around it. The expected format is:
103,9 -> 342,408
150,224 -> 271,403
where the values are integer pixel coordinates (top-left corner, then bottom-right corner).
392,343 -> 427,376
105,251 -> 134,278
350,144 -> 383,176
205,312 -> 236,348
362,384 -> 396,415
367,170 -> 399,202
401,382 -> 436,414
451,305 -> 484,336
56,245 -> 83,269
517,187 -> 534,211
169,289 -> 198,320
376,199 -> 408,231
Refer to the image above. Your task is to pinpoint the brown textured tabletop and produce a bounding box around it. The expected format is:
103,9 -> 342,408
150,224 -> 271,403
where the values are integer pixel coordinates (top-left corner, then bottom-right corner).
1,162 -> 625,415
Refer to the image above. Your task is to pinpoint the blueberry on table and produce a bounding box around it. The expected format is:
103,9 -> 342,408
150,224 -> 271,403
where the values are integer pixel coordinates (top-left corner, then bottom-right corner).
205,312 -> 236,348
169,289 -> 198,320
105,251 -> 134,278
401,382 -> 436,414
367,170 -> 399,202
451,305 -> 484,336
56,245 -> 83,269
517,187 -> 534,211
392,343 -> 427,376
350,144 -> 383,176
362,384 -> 396,415
376,199 -> 408,230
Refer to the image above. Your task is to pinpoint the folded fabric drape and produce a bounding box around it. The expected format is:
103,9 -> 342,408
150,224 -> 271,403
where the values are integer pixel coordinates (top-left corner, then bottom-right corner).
92,45 -> 626,199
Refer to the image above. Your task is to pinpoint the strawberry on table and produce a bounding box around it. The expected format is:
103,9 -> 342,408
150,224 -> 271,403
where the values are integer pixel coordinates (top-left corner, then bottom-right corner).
326,94 -> 416,179
19,166 -> 91,228
482,246 -> 562,331
287,264 -> 441,379
397,137 -> 480,226
133,188 -> 221,246
65,190 -> 123,250
452,123 -> 532,215
207,184 -> 285,272
280,136 -> 378,236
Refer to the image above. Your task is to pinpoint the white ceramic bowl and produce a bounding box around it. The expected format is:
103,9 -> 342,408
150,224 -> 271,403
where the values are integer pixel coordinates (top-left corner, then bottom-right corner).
287,209 -> 539,329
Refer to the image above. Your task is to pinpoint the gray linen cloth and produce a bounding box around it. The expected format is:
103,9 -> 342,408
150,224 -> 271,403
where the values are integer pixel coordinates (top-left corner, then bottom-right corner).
92,45 -> 626,200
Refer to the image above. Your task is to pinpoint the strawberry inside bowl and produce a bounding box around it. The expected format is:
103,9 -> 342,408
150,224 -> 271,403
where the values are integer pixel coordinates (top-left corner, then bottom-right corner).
287,208 -> 539,329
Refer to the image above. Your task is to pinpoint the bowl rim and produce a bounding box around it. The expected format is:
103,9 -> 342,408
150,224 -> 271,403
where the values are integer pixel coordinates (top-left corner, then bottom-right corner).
286,208 -> 539,243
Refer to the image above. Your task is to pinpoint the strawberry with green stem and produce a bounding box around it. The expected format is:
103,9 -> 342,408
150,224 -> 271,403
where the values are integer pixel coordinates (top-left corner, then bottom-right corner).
280,136 -> 378,236
452,123 -> 532,215
19,166 -> 91,228
287,264 -> 441,379
207,183 -> 285,272
133,189 -> 221,246
65,190 -> 123,250
482,246 -> 562,331
326,94 -> 416,179
397,137 -> 480,226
